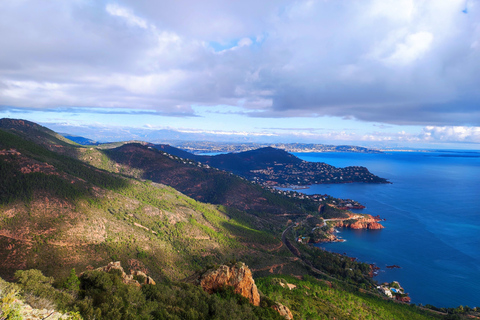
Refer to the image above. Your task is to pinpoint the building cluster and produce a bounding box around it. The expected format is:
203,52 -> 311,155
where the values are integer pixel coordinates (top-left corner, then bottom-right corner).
377,281 -> 411,303
172,141 -> 380,154
248,161 -> 383,187
265,186 -> 328,202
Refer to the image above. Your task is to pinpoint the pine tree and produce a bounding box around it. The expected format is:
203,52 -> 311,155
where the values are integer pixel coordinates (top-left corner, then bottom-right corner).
63,268 -> 80,293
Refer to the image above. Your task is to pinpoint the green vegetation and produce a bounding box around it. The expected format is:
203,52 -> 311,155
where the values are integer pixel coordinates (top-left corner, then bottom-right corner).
0,127 -> 272,279
3,268 -> 457,320
257,275 -> 442,320
64,269 -> 81,292
299,243 -> 375,288
0,279 -> 22,320
0,160 -> 89,205
293,216 -> 332,243
0,129 -> 128,205
103,143 -> 321,218
3,269 -> 286,320
14,269 -> 73,310
320,203 -> 350,219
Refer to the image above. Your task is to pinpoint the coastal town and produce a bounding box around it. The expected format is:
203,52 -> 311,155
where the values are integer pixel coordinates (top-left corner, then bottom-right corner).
249,161 -> 388,186
267,186 -> 366,208
170,141 -> 382,154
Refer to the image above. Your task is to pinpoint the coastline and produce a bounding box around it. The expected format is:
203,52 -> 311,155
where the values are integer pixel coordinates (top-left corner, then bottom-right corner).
285,150 -> 480,308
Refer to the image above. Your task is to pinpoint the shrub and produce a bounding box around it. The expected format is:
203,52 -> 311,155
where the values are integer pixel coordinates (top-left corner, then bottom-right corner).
14,269 -> 73,310
0,285 -> 22,320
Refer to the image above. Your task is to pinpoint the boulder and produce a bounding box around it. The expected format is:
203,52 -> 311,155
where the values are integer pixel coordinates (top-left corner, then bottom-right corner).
94,261 -> 155,286
198,263 -> 260,306
272,302 -> 293,320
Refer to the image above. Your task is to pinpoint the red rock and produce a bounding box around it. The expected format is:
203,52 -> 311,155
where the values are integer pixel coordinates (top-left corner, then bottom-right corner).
396,296 -> 411,303
335,214 -> 384,230
199,263 -> 260,306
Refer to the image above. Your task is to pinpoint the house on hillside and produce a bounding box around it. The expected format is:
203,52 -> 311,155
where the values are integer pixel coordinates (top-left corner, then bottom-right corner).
377,286 -> 393,298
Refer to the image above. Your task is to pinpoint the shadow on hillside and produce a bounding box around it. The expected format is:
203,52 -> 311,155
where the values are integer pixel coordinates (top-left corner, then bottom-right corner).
0,129 -> 131,205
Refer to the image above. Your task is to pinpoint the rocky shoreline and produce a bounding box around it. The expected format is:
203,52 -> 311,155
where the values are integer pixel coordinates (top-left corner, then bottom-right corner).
302,213 -> 385,245
333,214 -> 384,230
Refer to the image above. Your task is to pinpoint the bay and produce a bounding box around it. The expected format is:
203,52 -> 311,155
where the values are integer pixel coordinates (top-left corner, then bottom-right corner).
291,150 -> 480,308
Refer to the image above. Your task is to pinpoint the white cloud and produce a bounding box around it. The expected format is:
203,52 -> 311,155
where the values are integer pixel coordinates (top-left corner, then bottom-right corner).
383,31 -> 434,66
368,0 -> 415,22
237,37 -> 253,47
106,3 -> 148,29
421,126 -> 480,143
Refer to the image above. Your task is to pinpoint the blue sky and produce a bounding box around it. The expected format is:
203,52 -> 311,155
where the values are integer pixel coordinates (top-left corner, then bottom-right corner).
0,0 -> 479,149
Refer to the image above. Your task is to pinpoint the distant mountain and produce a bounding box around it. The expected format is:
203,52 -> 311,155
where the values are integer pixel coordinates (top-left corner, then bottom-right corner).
205,147 -> 303,171
62,134 -> 98,145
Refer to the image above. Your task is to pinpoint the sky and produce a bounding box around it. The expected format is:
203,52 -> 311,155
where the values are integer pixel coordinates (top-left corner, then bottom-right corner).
0,0 -> 479,149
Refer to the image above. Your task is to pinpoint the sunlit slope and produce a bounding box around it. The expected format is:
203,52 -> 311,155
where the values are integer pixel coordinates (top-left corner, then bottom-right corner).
0,128 -> 291,281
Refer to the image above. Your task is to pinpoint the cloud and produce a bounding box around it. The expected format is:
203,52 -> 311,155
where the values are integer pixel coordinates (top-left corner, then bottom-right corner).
0,0 -> 479,126
106,3 -> 148,29
421,126 -> 480,143
382,31 -> 434,66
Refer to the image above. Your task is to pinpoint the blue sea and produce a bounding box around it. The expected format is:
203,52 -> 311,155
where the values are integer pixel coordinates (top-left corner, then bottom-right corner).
291,150 -> 480,308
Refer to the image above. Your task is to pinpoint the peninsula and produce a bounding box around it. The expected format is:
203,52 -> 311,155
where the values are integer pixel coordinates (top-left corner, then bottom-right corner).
154,145 -> 390,187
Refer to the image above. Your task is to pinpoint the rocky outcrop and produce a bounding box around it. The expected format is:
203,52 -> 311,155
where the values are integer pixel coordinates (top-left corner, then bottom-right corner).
346,220 -> 383,230
335,214 -> 384,230
197,263 -> 260,306
95,261 -> 156,286
272,302 -> 293,320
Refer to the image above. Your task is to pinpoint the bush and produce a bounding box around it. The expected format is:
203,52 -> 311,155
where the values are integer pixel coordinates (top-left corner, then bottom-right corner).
14,269 -> 73,310
0,283 -> 22,320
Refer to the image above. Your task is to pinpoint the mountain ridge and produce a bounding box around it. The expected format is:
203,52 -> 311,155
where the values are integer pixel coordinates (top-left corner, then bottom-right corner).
0,123 -> 292,282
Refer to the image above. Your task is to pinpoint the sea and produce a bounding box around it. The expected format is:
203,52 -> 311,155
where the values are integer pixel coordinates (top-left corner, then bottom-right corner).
289,150 -> 480,308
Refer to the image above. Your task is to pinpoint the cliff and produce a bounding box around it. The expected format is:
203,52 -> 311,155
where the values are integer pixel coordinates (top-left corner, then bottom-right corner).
335,215 -> 384,230
197,263 -> 260,306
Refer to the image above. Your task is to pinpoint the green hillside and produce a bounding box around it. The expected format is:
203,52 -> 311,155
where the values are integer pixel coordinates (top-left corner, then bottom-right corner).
0,128 -> 293,282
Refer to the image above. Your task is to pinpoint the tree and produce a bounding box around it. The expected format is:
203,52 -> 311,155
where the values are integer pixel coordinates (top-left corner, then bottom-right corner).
63,268 -> 80,293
